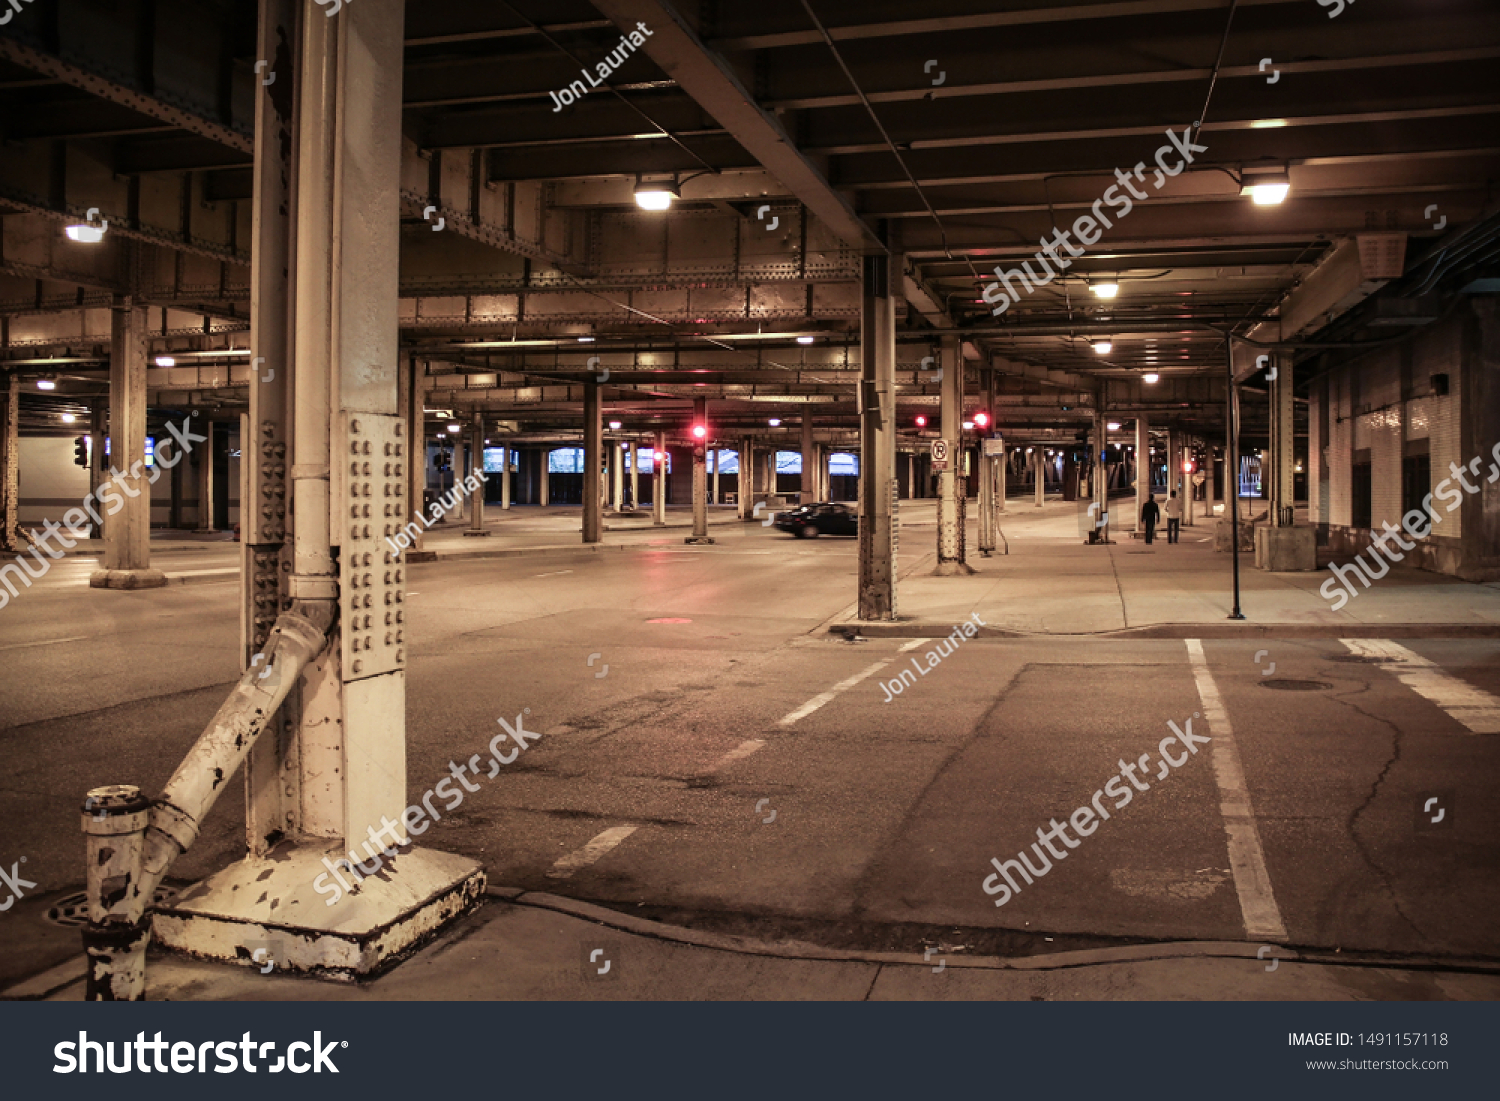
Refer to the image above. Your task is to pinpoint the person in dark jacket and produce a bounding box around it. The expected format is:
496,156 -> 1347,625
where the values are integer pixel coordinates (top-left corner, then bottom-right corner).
1140,493 -> 1160,544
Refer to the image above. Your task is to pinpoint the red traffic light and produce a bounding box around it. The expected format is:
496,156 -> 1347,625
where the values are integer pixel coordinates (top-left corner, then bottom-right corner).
1182,460 -> 1195,473
973,411 -> 990,428
691,424 -> 707,439
915,415 -> 927,428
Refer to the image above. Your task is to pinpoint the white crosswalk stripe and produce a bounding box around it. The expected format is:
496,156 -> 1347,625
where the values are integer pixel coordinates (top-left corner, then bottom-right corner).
1343,639 -> 1500,734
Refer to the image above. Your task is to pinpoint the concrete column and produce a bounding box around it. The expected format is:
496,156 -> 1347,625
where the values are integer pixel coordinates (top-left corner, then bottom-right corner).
997,441 -> 1007,513
92,299 -> 164,588
1033,447 -> 1045,507
710,446 -> 720,506
583,383 -> 602,543
766,449 -> 776,501
1270,355 -> 1294,525
858,251 -> 900,614
628,441 -> 638,510
1167,429 -> 1181,506
465,411 -> 488,536
800,414 -> 816,504
936,333 -> 968,571
737,439 -> 752,520
539,448 -> 550,506
1134,414 -> 1151,530
0,374 -> 21,552
978,437 -> 995,553
820,447 -> 831,502
501,444 -> 511,510
612,438 -> 626,511
194,416 -> 215,532
653,431 -> 666,525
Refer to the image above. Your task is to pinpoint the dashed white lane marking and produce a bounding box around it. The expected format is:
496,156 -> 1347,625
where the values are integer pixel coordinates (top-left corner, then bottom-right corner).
533,569 -> 574,577
711,738 -> 766,770
0,635 -> 90,653
1185,638 -> 1289,943
545,825 -> 639,880
777,660 -> 892,726
899,639 -> 926,652
1343,639 -> 1500,733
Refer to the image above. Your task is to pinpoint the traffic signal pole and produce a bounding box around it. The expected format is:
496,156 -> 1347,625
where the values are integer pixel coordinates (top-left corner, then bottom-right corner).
686,397 -> 714,544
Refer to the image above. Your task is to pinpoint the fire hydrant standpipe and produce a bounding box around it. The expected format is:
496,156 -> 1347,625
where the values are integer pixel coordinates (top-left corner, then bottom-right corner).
82,603 -> 333,1000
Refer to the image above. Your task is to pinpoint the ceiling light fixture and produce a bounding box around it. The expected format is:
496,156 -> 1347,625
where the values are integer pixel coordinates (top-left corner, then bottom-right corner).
1241,167 -> 1290,206
608,420 -> 622,429
577,336 -> 595,343
1107,421 -> 1121,431
1143,372 -> 1160,384
62,412 -> 76,422
447,424 -> 461,433
768,418 -> 781,427
64,209 -> 109,243
154,356 -> 176,367
36,379 -> 56,390
796,335 -> 815,344
1092,340 -> 1112,355
633,178 -> 680,211
1091,280 -> 1119,299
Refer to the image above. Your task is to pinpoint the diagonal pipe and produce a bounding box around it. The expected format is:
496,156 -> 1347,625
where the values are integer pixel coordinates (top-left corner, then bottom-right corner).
82,601 -> 334,1000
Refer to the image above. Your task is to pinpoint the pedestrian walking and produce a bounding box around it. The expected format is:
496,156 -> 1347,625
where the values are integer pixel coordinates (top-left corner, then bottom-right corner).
1164,491 -> 1182,544
1140,493 -> 1160,545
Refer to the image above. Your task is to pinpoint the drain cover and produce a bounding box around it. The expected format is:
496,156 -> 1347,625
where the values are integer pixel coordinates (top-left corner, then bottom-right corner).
1259,679 -> 1333,691
44,885 -> 178,928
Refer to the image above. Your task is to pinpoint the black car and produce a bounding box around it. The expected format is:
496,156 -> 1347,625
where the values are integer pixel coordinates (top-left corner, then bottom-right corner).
773,502 -> 859,538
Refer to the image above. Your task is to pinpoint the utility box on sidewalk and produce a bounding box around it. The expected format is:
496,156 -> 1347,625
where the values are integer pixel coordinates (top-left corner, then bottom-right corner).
1254,524 -> 1317,571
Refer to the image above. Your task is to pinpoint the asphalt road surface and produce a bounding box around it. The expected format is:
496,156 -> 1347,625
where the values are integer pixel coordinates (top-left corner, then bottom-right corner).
2,521 -> 1497,986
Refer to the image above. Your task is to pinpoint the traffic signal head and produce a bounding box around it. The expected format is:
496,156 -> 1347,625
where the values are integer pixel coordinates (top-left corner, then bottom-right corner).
691,424 -> 707,439
973,411 -> 990,429
73,436 -> 88,466
915,415 -> 927,428
1182,459 -> 1195,473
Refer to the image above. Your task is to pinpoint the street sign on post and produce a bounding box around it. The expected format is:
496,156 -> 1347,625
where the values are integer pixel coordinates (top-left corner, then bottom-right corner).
930,437 -> 949,472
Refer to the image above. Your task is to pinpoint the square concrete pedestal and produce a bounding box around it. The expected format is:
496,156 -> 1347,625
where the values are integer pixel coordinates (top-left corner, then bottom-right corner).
1254,524 -> 1317,571
152,841 -> 485,982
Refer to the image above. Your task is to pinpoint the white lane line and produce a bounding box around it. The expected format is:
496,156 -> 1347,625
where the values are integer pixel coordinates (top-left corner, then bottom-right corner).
545,825 -> 639,880
1185,638 -> 1289,943
1342,639 -> 1500,734
777,660 -> 892,727
711,738 -> 766,770
899,639 -> 926,652
533,570 -> 574,577
0,635 -> 90,653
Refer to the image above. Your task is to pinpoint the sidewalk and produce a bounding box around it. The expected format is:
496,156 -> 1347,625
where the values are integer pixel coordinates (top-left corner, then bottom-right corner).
848,497 -> 1500,638
12,888 -> 1497,1001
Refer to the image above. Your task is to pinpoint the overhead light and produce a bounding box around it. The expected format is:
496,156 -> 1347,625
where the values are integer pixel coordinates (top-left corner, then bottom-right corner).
796,335 -> 815,345
608,420 -> 622,429
1107,421 -> 1121,431
1143,372 -> 1160,384
1250,119 -> 1288,129
65,212 -> 108,243
1091,281 -> 1119,299
768,418 -> 781,427
1242,168 -> 1290,206
1092,340 -> 1112,355
577,336 -> 595,343
62,413 -> 76,422
962,421 -> 974,431
36,379 -> 56,390
447,424 -> 461,433
154,356 -> 176,367
633,179 -> 679,211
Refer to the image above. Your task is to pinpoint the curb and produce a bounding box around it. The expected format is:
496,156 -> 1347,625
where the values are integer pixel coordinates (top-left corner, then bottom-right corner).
830,621 -> 1500,640
504,891 -> 1500,976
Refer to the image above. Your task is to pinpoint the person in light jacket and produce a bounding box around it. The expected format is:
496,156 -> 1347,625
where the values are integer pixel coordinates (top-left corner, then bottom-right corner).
1164,491 -> 1183,544
1140,493 -> 1160,544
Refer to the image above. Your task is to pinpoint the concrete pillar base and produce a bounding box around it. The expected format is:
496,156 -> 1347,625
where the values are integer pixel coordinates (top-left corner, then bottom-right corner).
683,535 -> 716,545
1254,524 -> 1317,571
152,841 -> 485,983
462,530 -> 491,538
89,569 -> 168,590
1214,519 -> 1256,553
404,550 -> 438,563
932,560 -> 977,576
